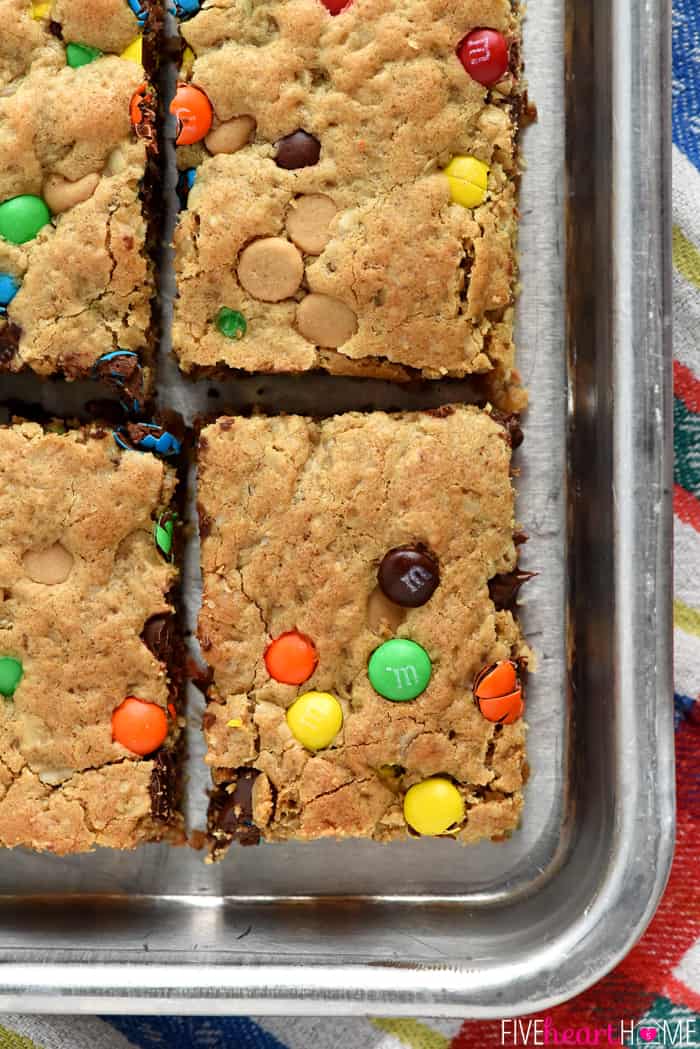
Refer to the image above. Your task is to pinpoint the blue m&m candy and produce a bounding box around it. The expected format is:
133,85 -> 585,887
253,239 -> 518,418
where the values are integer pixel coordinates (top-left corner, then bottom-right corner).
176,167 -> 196,210
139,430 -> 181,456
0,273 -> 19,314
171,0 -> 200,18
114,422 -> 181,457
127,0 -> 147,25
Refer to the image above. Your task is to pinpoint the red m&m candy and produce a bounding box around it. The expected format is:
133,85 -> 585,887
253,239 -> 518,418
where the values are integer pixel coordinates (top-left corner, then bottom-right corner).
457,28 -> 509,86
321,0 -> 351,12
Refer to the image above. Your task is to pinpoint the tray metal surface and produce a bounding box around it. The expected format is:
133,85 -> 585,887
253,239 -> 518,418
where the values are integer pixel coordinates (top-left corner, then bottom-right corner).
0,0 -> 674,1016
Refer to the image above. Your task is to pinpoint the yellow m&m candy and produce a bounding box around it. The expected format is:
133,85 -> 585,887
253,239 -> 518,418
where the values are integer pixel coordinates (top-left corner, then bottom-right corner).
286,691 -> 342,751
121,36 -> 143,64
443,156 -> 489,208
403,777 -> 465,836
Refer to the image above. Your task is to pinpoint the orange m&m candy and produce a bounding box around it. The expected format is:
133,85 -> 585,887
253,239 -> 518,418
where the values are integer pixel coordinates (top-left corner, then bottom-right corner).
129,82 -> 156,143
473,660 -> 524,725
265,631 -> 318,685
112,696 -> 168,755
171,83 -> 213,145
474,659 -> 517,699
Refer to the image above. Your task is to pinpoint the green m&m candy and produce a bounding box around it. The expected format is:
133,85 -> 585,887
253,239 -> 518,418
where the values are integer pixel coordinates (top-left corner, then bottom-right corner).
368,639 -> 432,701
0,195 -> 51,245
216,307 -> 247,340
154,514 -> 175,560
0,657 -> 23,698
66,43 -> 102,68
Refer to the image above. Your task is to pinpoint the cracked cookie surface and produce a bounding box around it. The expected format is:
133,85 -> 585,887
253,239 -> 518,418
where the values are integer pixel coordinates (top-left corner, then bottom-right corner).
0,0 -> 160,388
0,421 -> 182,853
174,0 -> 524,380
198,407 -> 530,854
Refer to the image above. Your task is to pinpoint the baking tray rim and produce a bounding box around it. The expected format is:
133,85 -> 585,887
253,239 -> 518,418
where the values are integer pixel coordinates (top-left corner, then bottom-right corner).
0,0 -> 675,1017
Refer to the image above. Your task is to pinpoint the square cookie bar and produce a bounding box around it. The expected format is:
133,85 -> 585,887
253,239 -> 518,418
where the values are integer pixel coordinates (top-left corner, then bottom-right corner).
0,420 -> 183,853
198,407 -> 531,856
0,0 -> 162,403
173,0 -> 527,382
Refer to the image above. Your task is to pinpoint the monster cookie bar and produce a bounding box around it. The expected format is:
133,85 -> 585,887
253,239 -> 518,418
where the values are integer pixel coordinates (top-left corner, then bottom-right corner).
0,0 -> 162,404
0,420 -> 183,853
172,0 -> 527,384
198,407 -> 531,855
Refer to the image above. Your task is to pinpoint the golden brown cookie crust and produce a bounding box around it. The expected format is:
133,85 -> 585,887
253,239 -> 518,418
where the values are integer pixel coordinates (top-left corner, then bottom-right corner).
0,0 -> 160,391
198,407 -> 530,853
174,0 -> 523,379
0,421 -> 182,853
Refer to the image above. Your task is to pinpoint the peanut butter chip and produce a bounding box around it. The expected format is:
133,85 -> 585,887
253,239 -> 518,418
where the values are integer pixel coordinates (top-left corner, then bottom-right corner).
205,115 -> 256,155
22,542 -> 74,584
38,767 -> 75,786
367,587 -> 407,635
286,194 -> 338,255
43,172 -> 100,214
296,293 -> 358,347
238,238 -> 304,302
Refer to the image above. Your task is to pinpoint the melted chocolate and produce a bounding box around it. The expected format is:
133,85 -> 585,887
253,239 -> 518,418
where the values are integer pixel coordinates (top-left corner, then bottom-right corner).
210,770 -> 261,848
488,568 -> 536,612
150,750 -> 176,822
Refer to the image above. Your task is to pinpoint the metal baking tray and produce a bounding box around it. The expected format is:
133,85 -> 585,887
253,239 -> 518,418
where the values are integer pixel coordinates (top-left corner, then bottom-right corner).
0,0 -> 673,1016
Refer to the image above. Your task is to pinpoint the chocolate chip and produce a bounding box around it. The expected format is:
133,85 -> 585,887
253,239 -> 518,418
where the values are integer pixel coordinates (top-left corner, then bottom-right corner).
93,352 -> 144,408
424,405 -> 456,419
214,769 -> 261,846
188,657 -> 213,693
150,750 -> 176,822
488,568 -> 536,612
198,511 -> 213,538
141,613 -> 175,663
377,546 -> 440,608
0,320 -> 21,366
490,410 -> 524,448
127,422 -> 157,443
275,130 -> 321,169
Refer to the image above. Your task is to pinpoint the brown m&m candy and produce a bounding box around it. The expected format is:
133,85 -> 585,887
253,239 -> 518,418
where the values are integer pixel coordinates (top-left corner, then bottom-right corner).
377,546 -> 440,608
275,130 -> 321,169
473,660 -> 524,724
